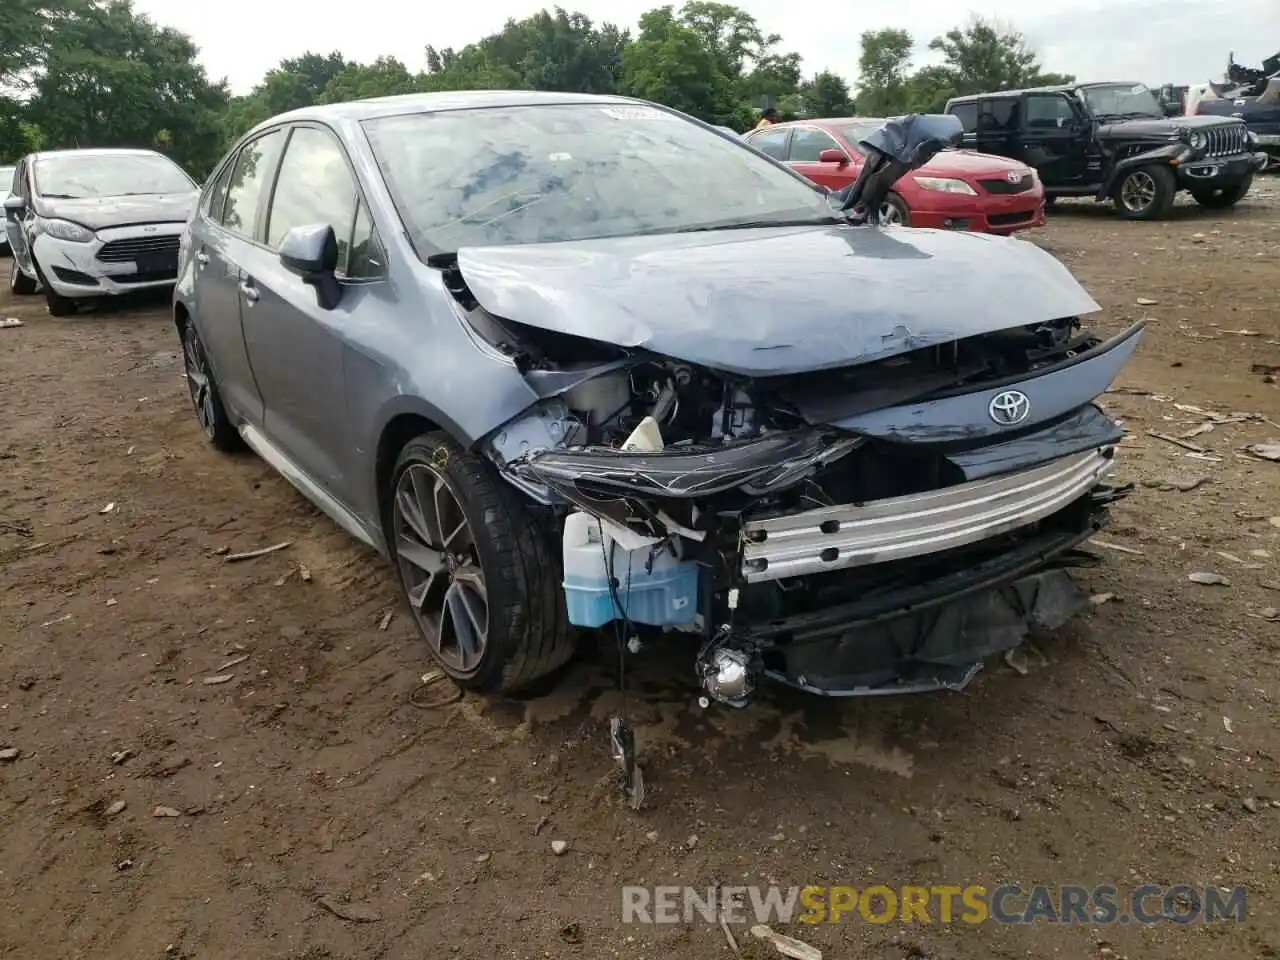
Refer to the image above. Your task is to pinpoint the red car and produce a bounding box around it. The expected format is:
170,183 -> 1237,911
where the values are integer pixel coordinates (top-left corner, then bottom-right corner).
744,117 -> 1045,235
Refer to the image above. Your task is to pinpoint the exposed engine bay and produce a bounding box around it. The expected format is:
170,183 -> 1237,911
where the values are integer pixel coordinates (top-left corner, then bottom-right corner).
431,113 -> 1142,719
474,302 -> 1136,710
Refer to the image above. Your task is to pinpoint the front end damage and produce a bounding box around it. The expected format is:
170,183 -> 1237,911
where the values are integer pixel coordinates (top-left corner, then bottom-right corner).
477,313 -> 1142,708
435,113 -> 1141,710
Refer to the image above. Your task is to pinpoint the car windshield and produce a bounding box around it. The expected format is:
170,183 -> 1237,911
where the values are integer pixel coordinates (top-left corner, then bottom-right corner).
362,102 -> 832,255
1080,83 -> 1164,119
33,153 -> 194,199
0,166 -> 13,194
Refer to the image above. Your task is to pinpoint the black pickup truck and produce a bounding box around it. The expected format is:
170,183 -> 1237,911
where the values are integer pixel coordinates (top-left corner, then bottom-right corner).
944,81 -> 1268,219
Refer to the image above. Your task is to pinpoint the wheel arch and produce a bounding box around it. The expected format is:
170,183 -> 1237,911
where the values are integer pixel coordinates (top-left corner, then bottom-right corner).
1097,144 -> 1182,198
371,396 -> 473,547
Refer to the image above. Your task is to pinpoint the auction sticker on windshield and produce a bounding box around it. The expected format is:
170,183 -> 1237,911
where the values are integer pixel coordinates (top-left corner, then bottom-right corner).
600,106 -> 675,120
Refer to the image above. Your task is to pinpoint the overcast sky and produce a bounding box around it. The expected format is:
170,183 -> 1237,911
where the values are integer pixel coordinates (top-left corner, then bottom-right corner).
134,0 -> 1279,96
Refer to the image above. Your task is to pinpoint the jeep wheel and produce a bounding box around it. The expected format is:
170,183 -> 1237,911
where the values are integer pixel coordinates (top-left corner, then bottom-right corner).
388,432 -> 575,693
1114,165 -> 1176,220
9,258 -> 36,296
1191,175 -> 1252,209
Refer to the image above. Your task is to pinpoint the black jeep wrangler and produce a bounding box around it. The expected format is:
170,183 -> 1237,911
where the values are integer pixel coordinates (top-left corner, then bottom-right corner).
944,81 -> 1268,219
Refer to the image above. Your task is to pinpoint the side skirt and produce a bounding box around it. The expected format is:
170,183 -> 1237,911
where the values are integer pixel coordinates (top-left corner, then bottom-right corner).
238,422 -> 379,552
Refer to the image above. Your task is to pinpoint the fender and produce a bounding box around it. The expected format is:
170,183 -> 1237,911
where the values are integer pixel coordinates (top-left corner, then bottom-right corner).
1097,143 -> 1187,197
359,392 -> 477,555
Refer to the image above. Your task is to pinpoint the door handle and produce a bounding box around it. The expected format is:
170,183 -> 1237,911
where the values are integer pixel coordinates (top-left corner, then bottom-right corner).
239,280 -> 260,303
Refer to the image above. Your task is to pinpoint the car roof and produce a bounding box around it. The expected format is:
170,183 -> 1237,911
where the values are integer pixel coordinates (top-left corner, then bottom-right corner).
764,117 -> 888,135
947,81 -> 1145,103
29,148 -> 170,162
252,89 -> 650,131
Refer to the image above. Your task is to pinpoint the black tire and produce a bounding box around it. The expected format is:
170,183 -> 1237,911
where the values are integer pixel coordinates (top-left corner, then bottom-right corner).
9,258 -> 37,295
27,256 -> 76,316
1191,175 -> 1252,209
1113,164 -> 1176,220
389,432 -> 574,693
879,192 -> 910,226
179,319 -> 241,452
1043,196 -> 1057,209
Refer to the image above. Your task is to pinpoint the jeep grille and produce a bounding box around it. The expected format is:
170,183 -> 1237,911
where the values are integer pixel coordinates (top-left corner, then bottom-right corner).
1205,124 -> 1247,157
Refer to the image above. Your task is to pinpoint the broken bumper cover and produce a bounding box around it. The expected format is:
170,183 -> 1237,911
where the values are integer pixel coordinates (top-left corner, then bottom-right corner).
752,500 -> 1126,696
741,447 -> 1116,582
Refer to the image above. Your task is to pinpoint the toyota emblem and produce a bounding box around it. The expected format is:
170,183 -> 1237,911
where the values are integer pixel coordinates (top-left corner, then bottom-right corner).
988,390 -> 1031,426
1006,170 -> 1022,183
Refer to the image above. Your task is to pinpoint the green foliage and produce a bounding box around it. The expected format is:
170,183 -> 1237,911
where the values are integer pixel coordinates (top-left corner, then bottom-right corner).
0,2 -> 1075,174
856,17 -> 1073,116
802,70 -> 854,118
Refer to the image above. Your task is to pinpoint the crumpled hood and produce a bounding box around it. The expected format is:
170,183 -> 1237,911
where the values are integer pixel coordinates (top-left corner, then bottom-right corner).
37,192 -> 197,230
456,224 -> 1100,376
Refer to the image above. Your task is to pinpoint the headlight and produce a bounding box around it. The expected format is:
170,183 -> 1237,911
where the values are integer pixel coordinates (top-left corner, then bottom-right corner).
34,217 -> 95,243
911,176 -> 977,196
1187,130 -> 1206,151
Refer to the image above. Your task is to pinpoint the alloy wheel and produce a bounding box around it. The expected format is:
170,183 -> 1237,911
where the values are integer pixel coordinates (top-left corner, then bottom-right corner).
1120,171 -> 1157,214
181,326 -> 216,438
878,201 -> 904,225
392,463 -> 489,675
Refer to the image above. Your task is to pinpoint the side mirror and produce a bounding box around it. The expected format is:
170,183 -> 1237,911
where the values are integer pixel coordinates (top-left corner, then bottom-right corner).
1163,101 -> 1181,117
278,223 -> 342,310
3,194 -> 25,218
817,149 -> 848,165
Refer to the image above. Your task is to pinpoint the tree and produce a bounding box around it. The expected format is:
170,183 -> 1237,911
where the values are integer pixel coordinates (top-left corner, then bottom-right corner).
25,0 -> 229,174
903,65 -> 959,114
320,56 -> 418,103
620,6 -> 735,123
802,70 -> 854,117
423,8 -> 629,94
678,1 -> 767,80
855,28 -> 913,116
928,17 -> 1072,97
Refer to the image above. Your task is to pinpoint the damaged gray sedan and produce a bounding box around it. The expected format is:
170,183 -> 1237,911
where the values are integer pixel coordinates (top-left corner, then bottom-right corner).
175,91 -> 1140,710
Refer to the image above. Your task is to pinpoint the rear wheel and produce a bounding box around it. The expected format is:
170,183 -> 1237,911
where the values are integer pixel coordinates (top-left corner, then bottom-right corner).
878,193 -> 910,226
1113,164 -> 1176,220
180,319 -> 241,451
1191,175 -> 1252,209
388,432 -> 575,693
9,258 -> 36,295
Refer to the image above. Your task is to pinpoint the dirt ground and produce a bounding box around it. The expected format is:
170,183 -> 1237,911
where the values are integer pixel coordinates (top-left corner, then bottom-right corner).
2,183 -> 1279,960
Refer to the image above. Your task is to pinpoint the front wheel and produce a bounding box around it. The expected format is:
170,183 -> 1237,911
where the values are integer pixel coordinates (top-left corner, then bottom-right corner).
28,256 -> 76,316
9,258 -> 37,295
1191,175 -> 1252,209
878,193 -> 910,226
388,432 -> 575,693
1114,164 -> 1176,220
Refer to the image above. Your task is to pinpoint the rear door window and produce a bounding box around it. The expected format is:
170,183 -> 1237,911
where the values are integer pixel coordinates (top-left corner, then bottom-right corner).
747,128 -> 790,160
220,128 -> 286,240
979,97 -> 1020,132
948,101 -> 978,132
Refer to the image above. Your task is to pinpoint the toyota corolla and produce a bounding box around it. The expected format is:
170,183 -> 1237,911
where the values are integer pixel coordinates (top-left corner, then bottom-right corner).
173,91 -> 1138,714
